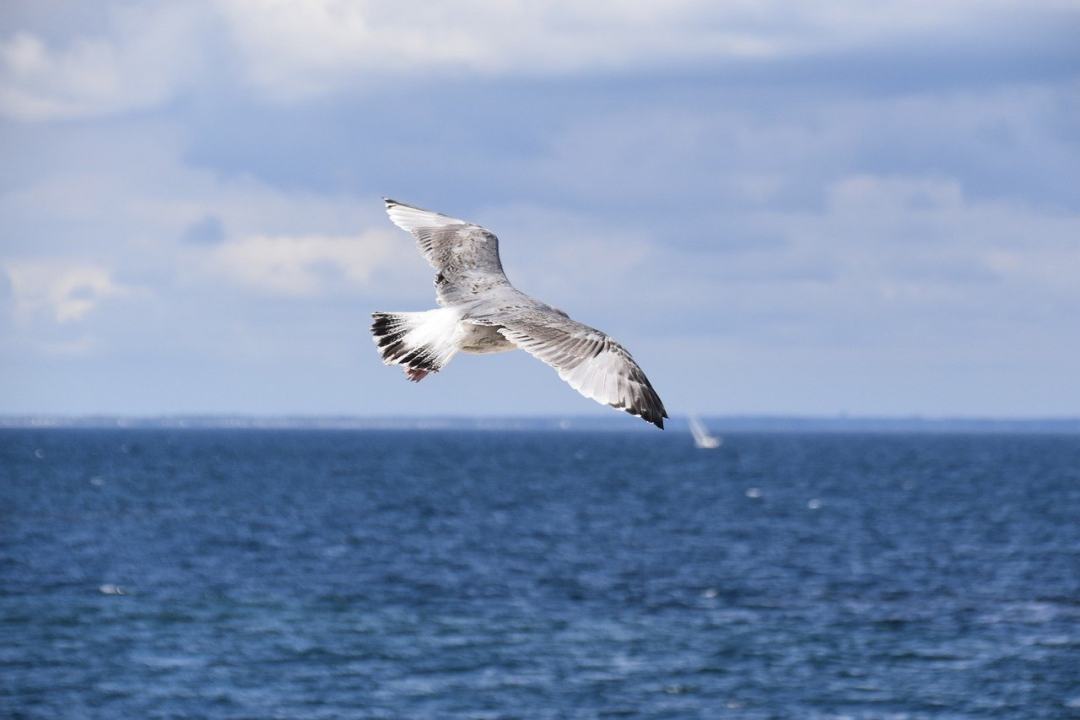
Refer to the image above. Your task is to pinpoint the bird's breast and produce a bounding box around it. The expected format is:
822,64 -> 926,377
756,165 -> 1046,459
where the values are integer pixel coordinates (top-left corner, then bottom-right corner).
458,323 -> 516,354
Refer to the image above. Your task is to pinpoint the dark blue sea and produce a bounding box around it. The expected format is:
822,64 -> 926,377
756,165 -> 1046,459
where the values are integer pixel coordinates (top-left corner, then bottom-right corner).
2,429 -> 1078,719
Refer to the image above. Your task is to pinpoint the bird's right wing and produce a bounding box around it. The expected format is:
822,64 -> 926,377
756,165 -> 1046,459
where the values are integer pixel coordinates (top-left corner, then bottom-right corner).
384,198 -> 510,306
492,308 -> 667,428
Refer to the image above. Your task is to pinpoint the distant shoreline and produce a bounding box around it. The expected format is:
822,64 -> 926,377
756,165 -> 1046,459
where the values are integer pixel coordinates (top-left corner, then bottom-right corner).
2,415 -> 1078,433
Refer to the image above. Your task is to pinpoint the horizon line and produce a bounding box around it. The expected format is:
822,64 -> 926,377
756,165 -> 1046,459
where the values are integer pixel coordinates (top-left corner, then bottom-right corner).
2,413 -> 1079,433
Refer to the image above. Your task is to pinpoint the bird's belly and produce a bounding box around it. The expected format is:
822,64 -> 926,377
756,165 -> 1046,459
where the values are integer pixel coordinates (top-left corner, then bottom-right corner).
459,323 -> 515,354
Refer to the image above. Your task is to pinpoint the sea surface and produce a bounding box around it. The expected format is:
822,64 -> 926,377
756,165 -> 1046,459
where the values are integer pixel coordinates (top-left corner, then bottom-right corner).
1,429 -> 1078,719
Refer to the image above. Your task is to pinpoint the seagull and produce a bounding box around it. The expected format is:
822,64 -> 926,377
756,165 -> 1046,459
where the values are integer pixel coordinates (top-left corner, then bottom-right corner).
371,198 -> 668,428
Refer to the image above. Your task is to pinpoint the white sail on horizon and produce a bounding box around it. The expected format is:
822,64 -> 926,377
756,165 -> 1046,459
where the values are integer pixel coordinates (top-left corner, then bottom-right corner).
689,415 -> 722,449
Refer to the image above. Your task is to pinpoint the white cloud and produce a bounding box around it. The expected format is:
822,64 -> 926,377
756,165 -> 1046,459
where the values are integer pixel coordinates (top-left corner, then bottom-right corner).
217,0 -> 1067,97
0,118 -> 425,306
203,231 -> 400,296
4,0 -> 1072,118
0,3 -> 204,120
5,261 -> 132,322
642,172 -> 1080,350
215,0 -> 787,99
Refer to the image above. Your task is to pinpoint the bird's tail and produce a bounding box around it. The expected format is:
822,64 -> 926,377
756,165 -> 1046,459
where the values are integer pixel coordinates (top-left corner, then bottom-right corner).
371,308 -> 462,382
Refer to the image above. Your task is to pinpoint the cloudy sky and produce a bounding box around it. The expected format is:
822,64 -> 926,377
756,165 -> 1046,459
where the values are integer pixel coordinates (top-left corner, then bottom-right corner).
1,1 -> 1078,419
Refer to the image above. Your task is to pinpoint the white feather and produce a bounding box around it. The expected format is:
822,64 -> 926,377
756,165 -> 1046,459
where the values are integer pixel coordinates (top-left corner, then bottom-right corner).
385,199 -> 468,235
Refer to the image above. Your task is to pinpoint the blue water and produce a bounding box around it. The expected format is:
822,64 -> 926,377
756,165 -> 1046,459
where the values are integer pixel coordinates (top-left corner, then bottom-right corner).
2,430 -> 1078,719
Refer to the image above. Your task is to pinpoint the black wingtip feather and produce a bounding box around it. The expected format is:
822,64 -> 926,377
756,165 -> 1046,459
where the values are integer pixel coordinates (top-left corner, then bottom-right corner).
619,401 -> 665,430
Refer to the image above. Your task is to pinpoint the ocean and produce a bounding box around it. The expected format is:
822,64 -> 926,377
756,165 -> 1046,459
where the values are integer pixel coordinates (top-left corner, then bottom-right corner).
2,429 -> 1078,719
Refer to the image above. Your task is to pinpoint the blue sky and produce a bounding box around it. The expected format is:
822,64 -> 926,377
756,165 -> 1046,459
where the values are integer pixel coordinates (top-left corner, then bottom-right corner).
1,1 -> 1079,419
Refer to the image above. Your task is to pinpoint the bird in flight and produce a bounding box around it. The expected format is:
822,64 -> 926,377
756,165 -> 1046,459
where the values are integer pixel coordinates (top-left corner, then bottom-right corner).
371,199 -> 668,428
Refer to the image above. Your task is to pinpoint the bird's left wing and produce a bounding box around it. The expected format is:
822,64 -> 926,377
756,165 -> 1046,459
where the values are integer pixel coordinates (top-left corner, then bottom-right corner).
384,198 -> 510,306
492,308 -> 667,428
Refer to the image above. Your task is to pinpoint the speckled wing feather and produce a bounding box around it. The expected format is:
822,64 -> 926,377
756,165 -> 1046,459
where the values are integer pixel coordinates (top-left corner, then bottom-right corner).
384,198 -> 510,306
492,308 -> 668,429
